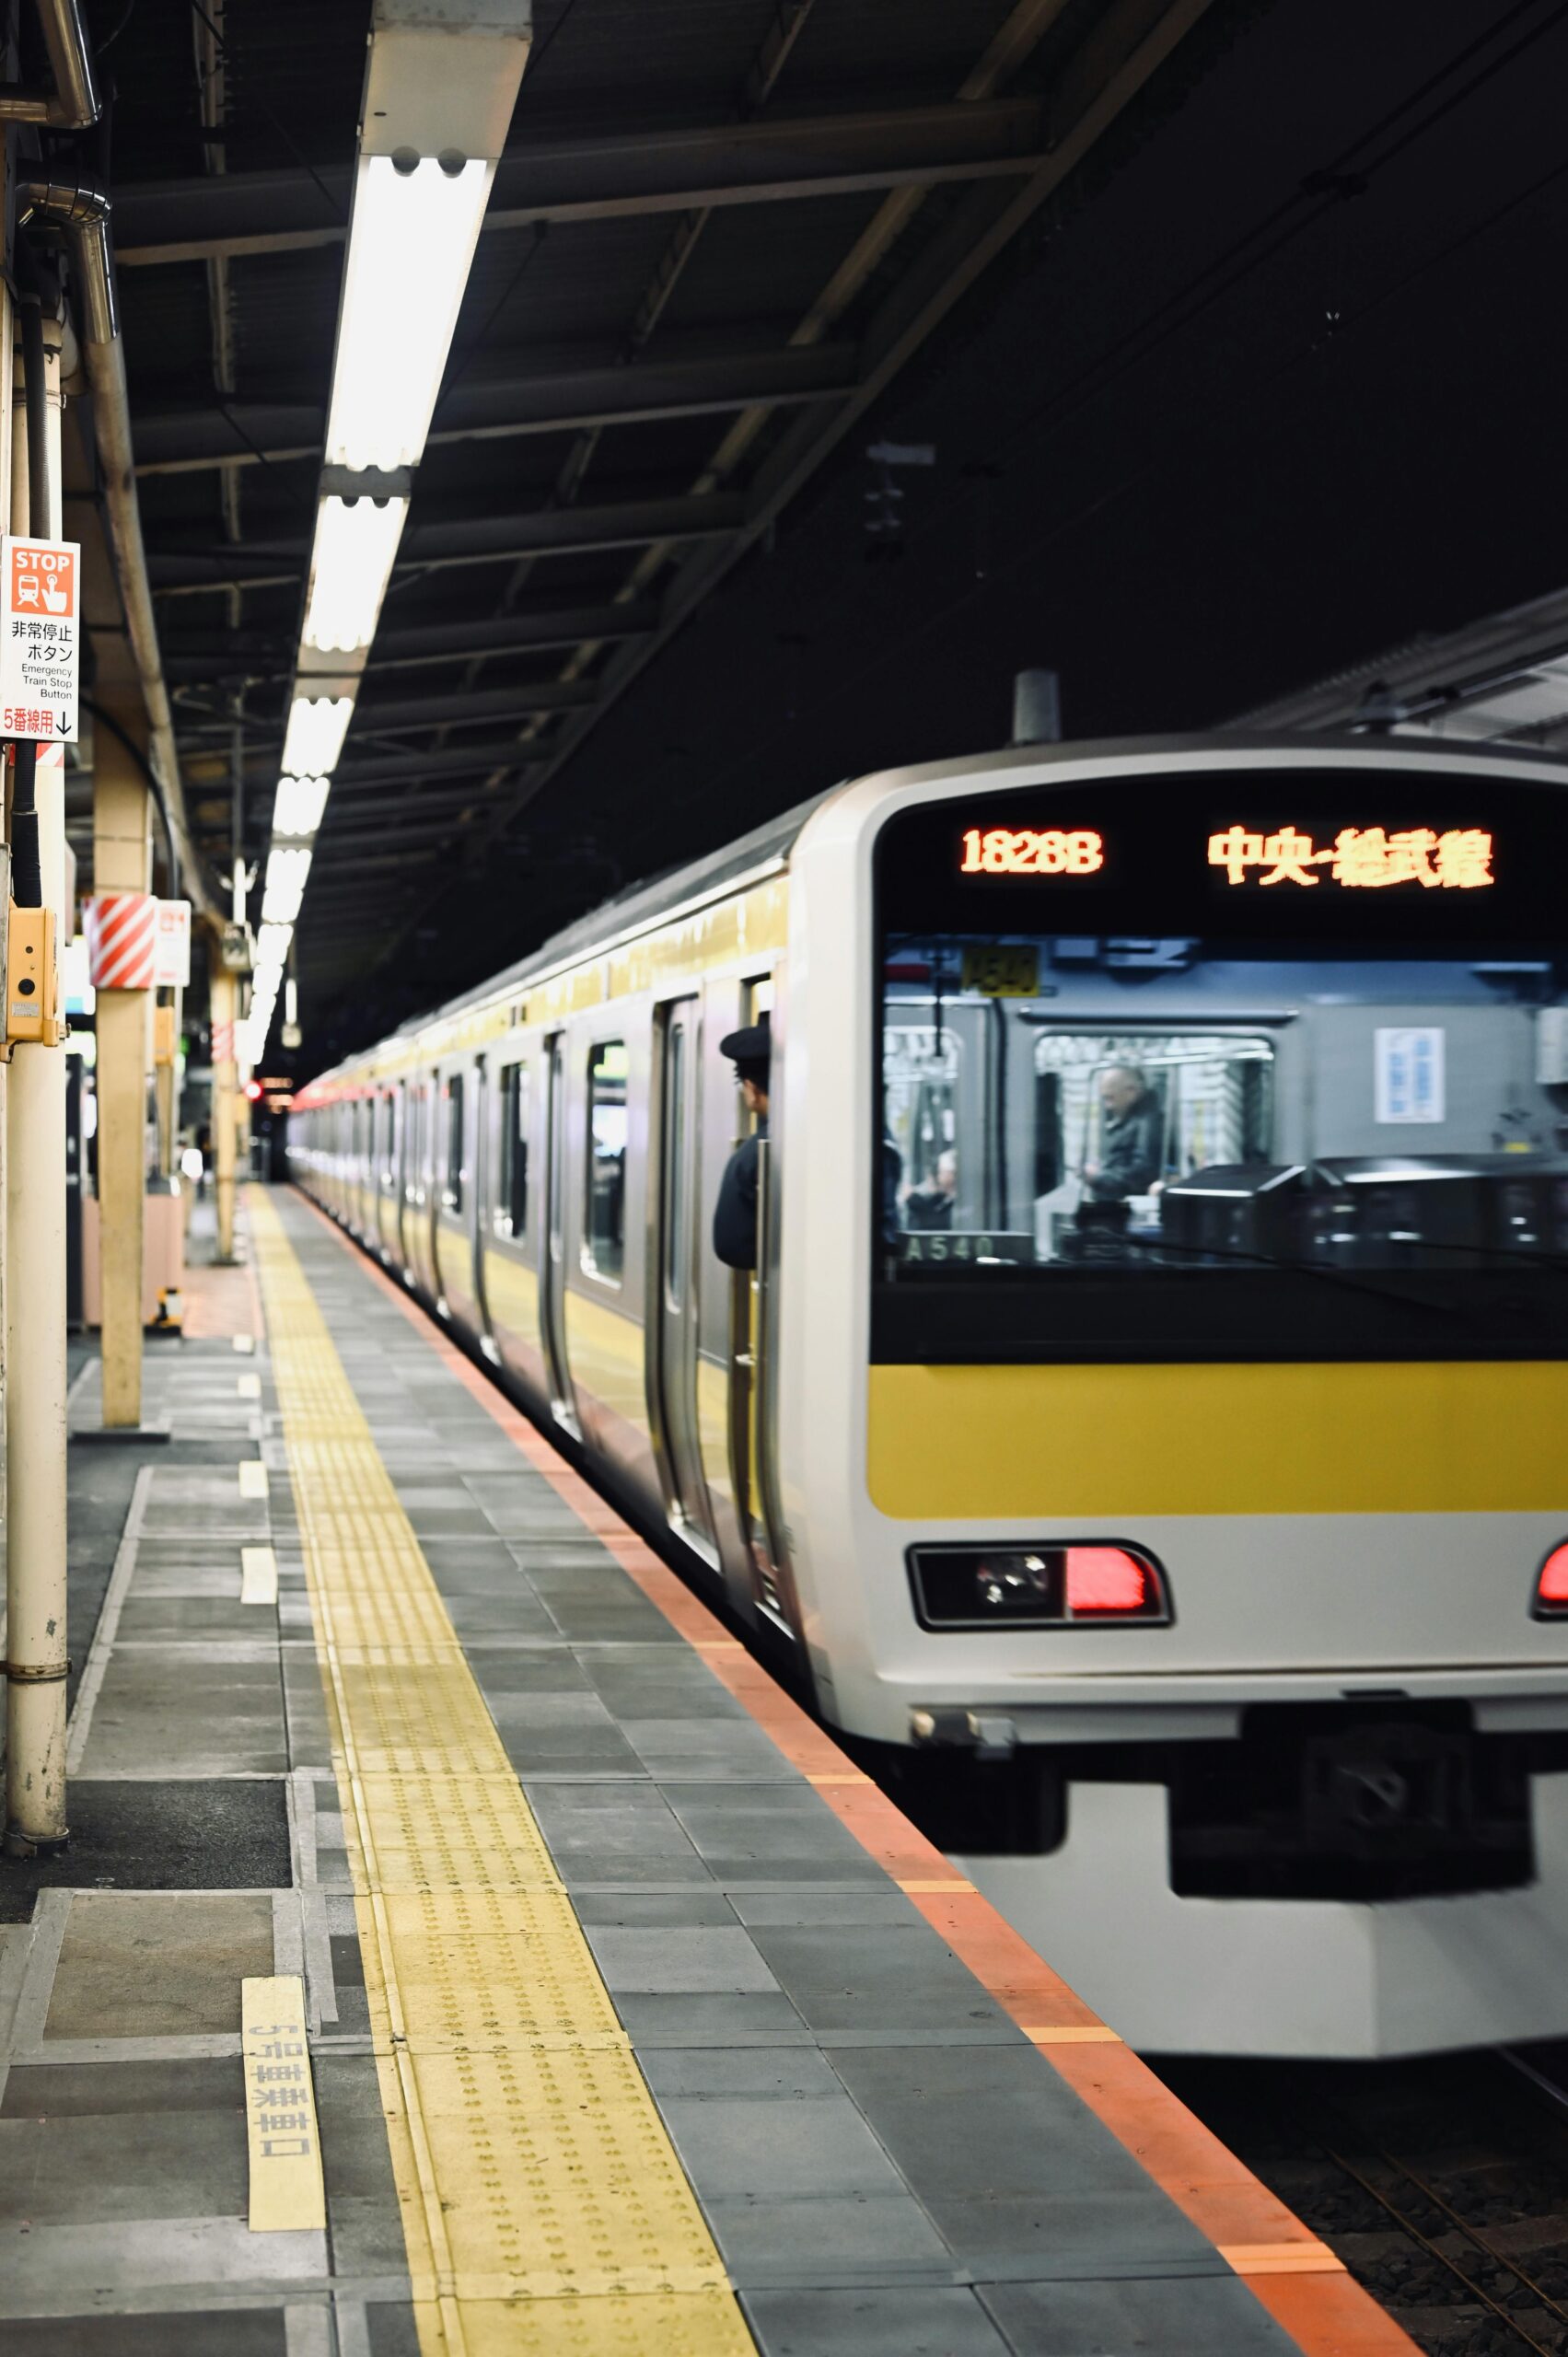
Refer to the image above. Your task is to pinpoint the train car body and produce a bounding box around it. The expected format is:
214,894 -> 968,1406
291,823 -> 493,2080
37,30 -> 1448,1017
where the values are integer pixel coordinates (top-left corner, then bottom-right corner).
293,738 -> 1568,2057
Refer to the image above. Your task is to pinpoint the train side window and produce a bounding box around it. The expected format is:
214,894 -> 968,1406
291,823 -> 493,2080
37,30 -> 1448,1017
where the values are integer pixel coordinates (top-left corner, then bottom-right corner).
443,1074 -> 465,1213
583,1039 -> 627,1284
497,1062 -> 529,1240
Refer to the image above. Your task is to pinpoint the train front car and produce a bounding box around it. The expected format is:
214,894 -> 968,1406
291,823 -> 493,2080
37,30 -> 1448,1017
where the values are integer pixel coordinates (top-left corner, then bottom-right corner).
787,739 -> 1568,2059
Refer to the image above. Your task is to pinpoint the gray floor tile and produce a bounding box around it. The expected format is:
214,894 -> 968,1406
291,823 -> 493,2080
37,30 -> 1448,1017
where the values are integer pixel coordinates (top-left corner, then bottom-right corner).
828,2043 -> 1200,2210
1,2316 -> 285,2356
572,1887 -> 738,1928
752,1926 -> 1017,2034
526,1783 -> 705,1865
659,2090 -> 911,2200
705,2188 -> 952,2274
587,1925 -> 781,1994
664,1788 -> 890,1883
45,1893 -> 275,2038
640,2046 -> 844,2099
1,2058 -> 244,2118
731,1888 -> 917,1929
366,2299 -> 424,2356
616,1991 -> 808,2041
79,1651 -> 287,1777
621,1716 -> 798,1780
463,1647 -> 587,1695
744,2287 -> 1009,2357
114,1596 -> 274,1640
977,2275 -> 1298,2354
441,1590 -> 561,1642
1,2215 -> 329,2295
0,2107 -> 246,2223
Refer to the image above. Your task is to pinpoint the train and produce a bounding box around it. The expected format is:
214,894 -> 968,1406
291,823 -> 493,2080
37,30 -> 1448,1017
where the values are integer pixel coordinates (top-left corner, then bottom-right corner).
291,735 -> 1568,2057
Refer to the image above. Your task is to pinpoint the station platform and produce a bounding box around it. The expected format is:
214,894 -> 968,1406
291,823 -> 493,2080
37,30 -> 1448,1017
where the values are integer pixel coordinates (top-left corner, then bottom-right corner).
0,1188 -> 1417,2357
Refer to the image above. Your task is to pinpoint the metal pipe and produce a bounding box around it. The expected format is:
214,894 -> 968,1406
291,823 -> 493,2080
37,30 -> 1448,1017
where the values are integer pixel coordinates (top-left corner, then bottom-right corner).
36,0 -> 100,128
8,290 -> 48,906
0,0 -> 100,125
17,176 -> 218,916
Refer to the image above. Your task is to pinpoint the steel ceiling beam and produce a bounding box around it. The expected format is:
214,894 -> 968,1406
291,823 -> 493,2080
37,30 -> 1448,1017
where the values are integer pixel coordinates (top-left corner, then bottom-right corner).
133,345 -> 860,475
114,100 -> 1045,266
320,737 -> 542,792
147,495 -> 745,595
159,599 -> 663,686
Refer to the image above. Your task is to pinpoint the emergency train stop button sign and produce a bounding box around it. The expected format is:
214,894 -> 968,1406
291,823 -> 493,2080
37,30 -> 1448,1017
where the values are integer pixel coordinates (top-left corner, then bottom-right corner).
0,535 -> 79,742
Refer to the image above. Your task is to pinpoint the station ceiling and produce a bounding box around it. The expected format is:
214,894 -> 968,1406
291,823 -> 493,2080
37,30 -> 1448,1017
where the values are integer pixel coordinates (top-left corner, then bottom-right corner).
95,0 -> 1568,1071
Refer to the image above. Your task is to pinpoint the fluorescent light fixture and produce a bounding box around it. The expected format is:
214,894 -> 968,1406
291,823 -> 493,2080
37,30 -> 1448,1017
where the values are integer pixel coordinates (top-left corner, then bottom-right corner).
302,494 -> 407,656
285,975 -> 298,1027
325,155 -> 494,470
255,922 -> 293,970
262,845 -> 313,926
283,695 -> 354,776
272,775 -> 331,840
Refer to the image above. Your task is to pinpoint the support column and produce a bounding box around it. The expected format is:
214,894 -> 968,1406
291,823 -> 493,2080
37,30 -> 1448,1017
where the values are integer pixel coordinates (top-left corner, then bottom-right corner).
5,310 -> 68,1851
92,699 -> 152,1430
211,952 -> 238,1262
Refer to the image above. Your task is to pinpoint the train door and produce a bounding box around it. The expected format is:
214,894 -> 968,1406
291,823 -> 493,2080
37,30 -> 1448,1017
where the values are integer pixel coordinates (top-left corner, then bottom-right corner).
650,998 -> 717,1563
376,1086 -> 400,1260
540,1033 -> 580,1437
723,974 -> 794,1631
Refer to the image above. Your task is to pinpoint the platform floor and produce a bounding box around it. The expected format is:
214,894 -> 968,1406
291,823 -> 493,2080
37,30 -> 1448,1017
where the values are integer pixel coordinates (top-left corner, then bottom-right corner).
0,1188 -> 1416,2355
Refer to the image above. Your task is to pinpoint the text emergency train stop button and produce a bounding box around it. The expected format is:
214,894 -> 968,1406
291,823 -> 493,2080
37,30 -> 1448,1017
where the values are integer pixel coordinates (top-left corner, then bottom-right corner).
0,535 -> 79,742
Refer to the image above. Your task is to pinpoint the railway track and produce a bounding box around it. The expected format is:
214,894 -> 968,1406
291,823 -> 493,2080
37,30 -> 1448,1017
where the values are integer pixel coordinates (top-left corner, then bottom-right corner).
1155,2044 -> 1568,2353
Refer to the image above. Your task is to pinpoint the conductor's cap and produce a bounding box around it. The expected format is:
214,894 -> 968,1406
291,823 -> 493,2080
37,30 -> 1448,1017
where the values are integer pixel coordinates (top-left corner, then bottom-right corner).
719,1014 -> 771,1069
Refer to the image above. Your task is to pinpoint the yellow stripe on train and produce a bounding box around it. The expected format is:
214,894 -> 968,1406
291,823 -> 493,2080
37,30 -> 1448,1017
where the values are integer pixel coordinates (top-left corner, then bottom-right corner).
866,1360 -> 1568,1518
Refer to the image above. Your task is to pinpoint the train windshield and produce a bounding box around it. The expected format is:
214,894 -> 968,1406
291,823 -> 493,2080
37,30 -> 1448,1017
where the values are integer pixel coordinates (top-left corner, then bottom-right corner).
875,763 -> 1568,1362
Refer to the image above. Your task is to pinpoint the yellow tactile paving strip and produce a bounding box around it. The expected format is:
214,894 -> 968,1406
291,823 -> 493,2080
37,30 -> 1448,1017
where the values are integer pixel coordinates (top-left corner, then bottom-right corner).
248,1189 -> 754,2357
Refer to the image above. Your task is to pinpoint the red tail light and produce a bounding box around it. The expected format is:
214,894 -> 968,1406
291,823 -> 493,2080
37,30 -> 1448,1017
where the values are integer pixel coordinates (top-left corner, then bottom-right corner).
1535,1543 -> 1568,1616
907,1541 -> 1169,1628
1065,1546 -> 1154,1615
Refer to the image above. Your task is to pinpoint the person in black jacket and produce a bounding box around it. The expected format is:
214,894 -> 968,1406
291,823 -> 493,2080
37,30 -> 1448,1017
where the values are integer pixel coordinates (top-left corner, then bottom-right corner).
713,1016 -> 770,1270
1083,1064 -> 1162,1202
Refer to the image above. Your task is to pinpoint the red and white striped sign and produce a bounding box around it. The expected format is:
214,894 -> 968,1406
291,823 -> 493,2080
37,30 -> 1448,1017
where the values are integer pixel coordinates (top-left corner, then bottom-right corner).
87,891 -> 157,989
212,1018 -> 235,1066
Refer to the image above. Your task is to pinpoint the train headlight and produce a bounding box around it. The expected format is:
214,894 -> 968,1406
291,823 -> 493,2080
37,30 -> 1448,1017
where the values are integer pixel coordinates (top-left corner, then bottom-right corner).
1533,1542 -> 1568,1618
908,1542 -> 1169,1630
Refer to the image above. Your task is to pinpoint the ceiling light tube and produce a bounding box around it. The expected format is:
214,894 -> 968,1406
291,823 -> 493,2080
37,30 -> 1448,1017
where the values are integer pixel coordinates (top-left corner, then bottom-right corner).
262,845 -> 312,926
326,155 -> 494,471
282,694 -> 354,777
255,922 -> 294,971
272,775 -> 331,840
301,494 -> 408,656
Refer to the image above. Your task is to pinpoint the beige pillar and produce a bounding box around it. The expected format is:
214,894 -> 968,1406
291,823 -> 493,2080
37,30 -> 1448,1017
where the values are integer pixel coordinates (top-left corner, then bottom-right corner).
5,312 -> 69,1849
93,699 -> 152,1429
212,953 -> 238,1262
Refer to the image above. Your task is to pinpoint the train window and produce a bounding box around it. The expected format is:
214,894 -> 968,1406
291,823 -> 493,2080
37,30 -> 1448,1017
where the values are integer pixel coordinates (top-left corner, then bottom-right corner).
583,1039 -> 628,1284
874,762 -> 1568,1361
443,1075 -> 465,1213
497,1062 -> 529,1241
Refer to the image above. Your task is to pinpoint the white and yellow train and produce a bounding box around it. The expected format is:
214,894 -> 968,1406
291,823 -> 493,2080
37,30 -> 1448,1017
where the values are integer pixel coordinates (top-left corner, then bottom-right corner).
293,737 -> 1568,2056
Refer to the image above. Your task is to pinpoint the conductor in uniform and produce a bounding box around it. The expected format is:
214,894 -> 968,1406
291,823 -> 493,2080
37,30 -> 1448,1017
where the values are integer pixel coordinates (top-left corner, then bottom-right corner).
714,1015 -> 770,1270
